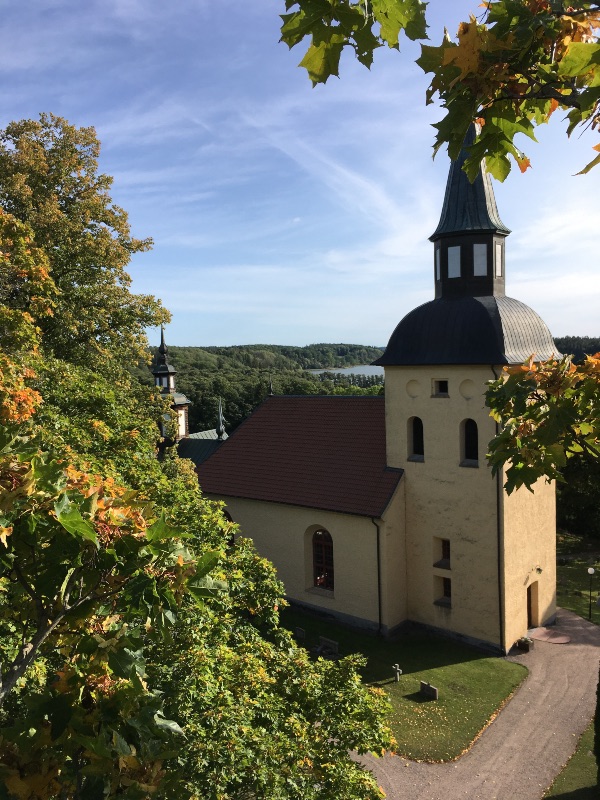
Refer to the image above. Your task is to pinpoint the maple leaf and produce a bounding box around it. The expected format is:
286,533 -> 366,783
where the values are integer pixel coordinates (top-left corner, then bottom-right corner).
516,154 -> 532,173
443,16 -> 483,78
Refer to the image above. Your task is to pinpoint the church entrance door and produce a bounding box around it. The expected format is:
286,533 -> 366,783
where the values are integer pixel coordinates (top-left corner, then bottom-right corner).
527,581 -> 539,629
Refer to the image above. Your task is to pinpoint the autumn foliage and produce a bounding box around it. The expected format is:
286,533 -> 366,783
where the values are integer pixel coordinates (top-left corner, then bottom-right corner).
0,115 -> 394,800
282,0 -> 600,179
487,353 -> 600,492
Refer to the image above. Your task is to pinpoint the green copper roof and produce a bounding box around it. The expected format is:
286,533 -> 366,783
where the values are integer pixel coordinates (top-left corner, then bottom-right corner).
429,125 -> 510,241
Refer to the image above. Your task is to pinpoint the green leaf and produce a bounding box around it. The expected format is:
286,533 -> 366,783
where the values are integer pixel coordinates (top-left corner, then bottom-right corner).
558,42 -> 600,78
146,510 -> 185,542
194,549 -> 221,578
484,151 -> 511,182
298,31 -> 345,85
153,711 -> 184,737
575,150 -> 600,176
108,646 -> 146,679
41,693 -> 74,741
54,494 -> 99,548
112,730 -> 133,756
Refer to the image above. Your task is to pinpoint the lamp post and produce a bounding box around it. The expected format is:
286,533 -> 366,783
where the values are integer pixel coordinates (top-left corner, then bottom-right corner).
587,567 -> 595,621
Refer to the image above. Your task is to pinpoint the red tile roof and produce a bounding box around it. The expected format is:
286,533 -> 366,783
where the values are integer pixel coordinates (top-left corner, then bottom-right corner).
197,396 -> 403,518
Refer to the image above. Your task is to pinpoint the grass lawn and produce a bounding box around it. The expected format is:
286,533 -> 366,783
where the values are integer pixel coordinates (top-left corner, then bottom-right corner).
556,532 -> 600,623
544,722 -> 598,798
280,607 -> 527,762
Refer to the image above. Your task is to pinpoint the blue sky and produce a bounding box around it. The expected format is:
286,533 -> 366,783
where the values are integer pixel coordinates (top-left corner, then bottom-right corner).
1,0 -> 598,347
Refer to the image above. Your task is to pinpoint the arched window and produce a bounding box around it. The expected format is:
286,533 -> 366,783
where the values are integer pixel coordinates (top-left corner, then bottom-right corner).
313,530 -> 334,591
408,416 -> 424,461
461,418 -> 478,466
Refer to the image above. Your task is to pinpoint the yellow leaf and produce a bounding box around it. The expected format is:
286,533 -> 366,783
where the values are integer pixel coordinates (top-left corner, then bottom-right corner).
0,525 -> 12,546
443,17 -> 483,77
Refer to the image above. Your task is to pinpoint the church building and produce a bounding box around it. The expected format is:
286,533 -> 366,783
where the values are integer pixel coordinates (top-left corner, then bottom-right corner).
189,130 -> 558,654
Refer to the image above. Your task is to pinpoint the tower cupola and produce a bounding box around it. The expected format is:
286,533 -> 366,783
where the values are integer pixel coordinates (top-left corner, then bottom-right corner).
152,326 -> 177,394
430,125 -> 510,300
376,128 -> 558,367
152,327 -> 191,442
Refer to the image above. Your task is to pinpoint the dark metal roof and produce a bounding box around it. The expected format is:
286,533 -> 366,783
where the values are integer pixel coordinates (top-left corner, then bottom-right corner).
429,125 -> 510,241
197,396 -> 403,518
178,438 -> 225,466
172,392 -> 191,406
188,429 -> 229,441
375,295 -> 560,366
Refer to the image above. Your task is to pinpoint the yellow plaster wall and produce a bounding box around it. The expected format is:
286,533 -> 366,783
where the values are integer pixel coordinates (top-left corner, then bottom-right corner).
385,363 -> 556,651
207,496 -> 397,628
500,477 -> 556,649
377,479 -> 407,633
385,365 -> 504,647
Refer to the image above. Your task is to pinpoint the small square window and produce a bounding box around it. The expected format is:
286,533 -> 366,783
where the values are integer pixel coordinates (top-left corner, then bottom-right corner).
433,380 -> 449,397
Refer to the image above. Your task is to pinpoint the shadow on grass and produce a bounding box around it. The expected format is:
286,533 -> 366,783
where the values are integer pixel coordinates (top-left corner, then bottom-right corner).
402,691 -> 438,704
280,606 -> 492,683
544,789 -> 599,800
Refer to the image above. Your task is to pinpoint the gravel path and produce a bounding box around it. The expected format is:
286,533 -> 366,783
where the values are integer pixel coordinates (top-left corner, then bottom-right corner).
359,609 -> 600,800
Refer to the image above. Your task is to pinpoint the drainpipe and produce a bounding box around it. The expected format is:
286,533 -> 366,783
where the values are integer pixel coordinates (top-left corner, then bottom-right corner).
371,517 -> 383,636
491,365 -> 506,655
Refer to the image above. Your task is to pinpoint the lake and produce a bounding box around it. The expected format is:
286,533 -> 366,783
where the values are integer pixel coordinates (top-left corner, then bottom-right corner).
307,364 -> 384,377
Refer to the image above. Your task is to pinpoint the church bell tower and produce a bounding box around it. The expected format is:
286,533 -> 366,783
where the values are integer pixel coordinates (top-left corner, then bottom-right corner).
376,128 -> 558,653
152,327 -> 190,442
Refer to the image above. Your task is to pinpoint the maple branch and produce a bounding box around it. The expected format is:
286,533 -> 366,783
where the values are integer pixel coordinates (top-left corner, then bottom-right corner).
557,4 -> 600,16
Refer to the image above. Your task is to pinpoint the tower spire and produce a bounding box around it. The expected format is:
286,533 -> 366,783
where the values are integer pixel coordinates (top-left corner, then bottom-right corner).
152,326 -> 177,394
429,125 -> 511,300
158,325 -> 168,363
216,397 -> 226,440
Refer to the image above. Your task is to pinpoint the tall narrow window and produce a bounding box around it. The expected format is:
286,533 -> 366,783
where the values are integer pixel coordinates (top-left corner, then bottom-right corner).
473,243 -> 487,276
313,530 -> 334,591
408,416 -> 424,461
434,575 -> 452,607
448,246 -> 461,278
433,537 -> 451,569
495,242 -> 503,277
461,418 -> 479,466
435,248 -> 441,280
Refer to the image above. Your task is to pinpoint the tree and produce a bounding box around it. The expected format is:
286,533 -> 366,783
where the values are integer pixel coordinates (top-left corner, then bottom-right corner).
281,1 -> 600,179
486,354 -> 600,492
0,114 -> 167,368
0,117 -> 394,799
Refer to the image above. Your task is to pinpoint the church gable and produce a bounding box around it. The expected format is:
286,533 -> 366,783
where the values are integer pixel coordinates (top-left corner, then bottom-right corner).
197,395 -> 403,518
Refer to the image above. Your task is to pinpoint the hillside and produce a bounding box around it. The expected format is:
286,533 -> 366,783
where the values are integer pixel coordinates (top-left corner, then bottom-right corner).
137,338 -> 599,437
139,343 -> 385,434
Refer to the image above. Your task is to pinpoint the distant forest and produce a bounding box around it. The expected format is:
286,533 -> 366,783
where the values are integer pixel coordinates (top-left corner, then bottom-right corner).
136,337 -> 599,437
136,343 -> 385,434
553,336 -> 600,362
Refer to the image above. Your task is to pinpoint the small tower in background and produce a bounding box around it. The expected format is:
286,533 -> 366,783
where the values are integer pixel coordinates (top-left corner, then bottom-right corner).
152,327 -> 190,442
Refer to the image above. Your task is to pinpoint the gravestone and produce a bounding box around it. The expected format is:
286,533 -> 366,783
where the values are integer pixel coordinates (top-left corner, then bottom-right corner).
420,681 -> 439,700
